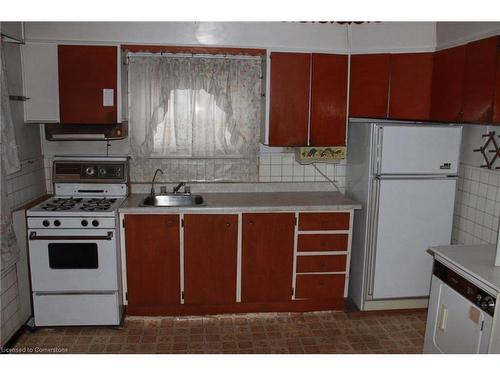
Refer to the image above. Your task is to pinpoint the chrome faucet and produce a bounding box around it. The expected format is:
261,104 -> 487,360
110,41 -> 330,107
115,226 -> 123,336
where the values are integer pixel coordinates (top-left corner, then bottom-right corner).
172,182 -> 186,194
150,169 -> 164,196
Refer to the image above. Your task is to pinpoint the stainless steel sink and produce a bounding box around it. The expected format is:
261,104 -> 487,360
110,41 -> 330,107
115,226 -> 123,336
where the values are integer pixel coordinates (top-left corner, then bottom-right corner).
141,193 -> 204,207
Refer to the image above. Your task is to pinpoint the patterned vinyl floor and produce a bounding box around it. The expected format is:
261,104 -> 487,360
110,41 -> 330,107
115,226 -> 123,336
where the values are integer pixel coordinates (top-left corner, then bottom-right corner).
10,310 -> 427,354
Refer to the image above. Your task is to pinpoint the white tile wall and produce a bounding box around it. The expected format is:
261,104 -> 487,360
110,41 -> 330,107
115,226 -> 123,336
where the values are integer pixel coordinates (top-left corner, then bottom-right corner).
6,157 -> 46,209
44,152 -> 346,192
258,152 -> 346,192
452,164 -> 500,245
0,266 -> 22,346
2,157 -> 46,346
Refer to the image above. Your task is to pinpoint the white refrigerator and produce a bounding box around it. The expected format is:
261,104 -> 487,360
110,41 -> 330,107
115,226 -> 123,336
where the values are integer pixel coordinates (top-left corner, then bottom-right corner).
346,119 -> 462,311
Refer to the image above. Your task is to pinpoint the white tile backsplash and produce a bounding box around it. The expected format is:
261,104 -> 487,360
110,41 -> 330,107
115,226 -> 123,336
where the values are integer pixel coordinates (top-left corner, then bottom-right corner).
44,151 -> 346,193
258,152 -> 346,192
1,266 -> 22,346
452,164 -> 500,245
6,157 -> 46,209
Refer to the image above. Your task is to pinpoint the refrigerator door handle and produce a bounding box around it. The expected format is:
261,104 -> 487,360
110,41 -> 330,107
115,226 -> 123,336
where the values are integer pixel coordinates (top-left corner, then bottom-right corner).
366,177 -> 381,298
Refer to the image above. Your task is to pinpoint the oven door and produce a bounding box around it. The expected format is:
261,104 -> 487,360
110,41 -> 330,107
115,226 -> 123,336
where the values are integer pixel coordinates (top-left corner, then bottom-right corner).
28,229 -> 118,292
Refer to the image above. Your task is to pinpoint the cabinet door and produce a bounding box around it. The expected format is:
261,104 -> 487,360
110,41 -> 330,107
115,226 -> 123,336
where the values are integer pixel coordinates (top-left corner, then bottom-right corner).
495,38 -> 500,124
268,52 -> 310,146
349,54 -> 390,118
310,53 -> 348,146
124,214 -> 181,310
388,53 -> 433,121
461,37 -> 499,123
430,45 -> 466,122
183,214 -> 238,305
21,43 -> 60,123
58,45 -> 118,124
241,213 -> 295,303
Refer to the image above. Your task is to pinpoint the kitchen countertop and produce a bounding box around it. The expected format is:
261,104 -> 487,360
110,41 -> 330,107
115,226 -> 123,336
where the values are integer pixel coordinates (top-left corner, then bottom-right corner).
428,244 -> 500,293
119,191 -> 362,213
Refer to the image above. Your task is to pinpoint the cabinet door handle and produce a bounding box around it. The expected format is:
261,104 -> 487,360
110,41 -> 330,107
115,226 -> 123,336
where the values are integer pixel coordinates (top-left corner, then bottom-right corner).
249,220 -> 255,225
225,222 -> 231,227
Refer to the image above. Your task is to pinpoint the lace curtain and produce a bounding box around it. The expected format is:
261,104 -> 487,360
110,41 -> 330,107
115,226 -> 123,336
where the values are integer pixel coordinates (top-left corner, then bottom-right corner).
128,55 -> 261,181
0,42 -> 21,271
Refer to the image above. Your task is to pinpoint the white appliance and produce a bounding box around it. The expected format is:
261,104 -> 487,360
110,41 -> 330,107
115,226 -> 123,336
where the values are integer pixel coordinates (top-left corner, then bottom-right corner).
26,157 -> 128,326
424,259 -> 495,353
346,119 -> 462,311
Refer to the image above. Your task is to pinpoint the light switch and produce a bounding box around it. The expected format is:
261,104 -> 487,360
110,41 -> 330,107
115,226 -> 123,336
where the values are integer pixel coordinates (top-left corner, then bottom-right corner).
103,89 -> 114,107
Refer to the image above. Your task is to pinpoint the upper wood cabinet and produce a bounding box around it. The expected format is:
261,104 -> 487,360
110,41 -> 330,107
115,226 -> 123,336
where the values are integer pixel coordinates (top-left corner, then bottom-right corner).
494,39 -> 500,123
268,52 -> 310,146
183,214 -> 238,306
310,53 -> 348,146
124,214 -> 181,314
350,53 -> 433,121
21,43 -> 60,123
388,53 -> 434,121
58,45 -> 119,124
430,45 -> 467,122
241,213 -> 295,303
349,54 -> 391,118
461,36 -> 499,123
267,51 -> 348,147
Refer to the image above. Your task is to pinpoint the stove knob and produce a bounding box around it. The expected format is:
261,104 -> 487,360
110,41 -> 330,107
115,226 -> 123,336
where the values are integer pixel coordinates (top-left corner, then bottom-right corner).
99,168 -> 107,176
81,219 -> 88,227
42,220 -> 50,227
54,220 -> 61,227
92,219 -> 99,227
476,294 -> 483,303
85,167 -> 95,176
482,296 -> 495,314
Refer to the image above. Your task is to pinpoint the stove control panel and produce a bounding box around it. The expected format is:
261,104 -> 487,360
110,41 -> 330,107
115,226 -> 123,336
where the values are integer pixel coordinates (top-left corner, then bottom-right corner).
28,217 -> 116,229
53,160 -> 127,183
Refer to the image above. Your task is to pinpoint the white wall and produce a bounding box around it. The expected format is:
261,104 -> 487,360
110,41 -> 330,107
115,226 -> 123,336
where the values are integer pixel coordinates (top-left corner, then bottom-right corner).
436,22 -> 500,50
24,21 -> 438,53
350,22 -> 436,54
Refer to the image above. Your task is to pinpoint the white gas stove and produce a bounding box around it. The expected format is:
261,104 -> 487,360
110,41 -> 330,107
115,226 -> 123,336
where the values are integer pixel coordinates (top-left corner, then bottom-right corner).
26,157 -> 129,327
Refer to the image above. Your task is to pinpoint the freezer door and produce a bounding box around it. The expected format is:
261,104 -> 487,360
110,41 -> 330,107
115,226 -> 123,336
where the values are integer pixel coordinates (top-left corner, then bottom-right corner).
376,125 -> 462,175
369,178 -> 456,299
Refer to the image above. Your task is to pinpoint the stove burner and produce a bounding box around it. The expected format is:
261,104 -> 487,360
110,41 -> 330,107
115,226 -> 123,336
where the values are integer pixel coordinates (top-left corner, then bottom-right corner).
80,198 -> 117,212
41,197 -> 83,211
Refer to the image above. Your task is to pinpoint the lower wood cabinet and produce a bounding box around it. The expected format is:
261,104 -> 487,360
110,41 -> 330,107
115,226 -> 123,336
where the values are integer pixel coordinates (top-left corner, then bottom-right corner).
123,210 -> 354,315
124,214 -> 181,313
295,274 -> 345,300
183,214 -> 238,305
241,213 -> 295,303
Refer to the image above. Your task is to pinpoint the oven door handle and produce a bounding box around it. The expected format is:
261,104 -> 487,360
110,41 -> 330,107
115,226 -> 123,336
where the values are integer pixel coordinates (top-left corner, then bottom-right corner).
29,231 -> 114,241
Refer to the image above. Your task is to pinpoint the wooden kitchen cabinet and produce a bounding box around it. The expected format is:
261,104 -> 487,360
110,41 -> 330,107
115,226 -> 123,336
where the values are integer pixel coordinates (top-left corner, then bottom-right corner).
349,54 -> 391,118
183,214 -> 238,305
21,43 -> 60,123
295,274 -> 345,300
430,45 -> 467,122
58,45 -> 119,124
267,52 -> 348,147
461,36 -> 499,123
124,214 -> 181,314
495,38 -> 500,123
268,52 -> 310,146
388,52 -> 434,121
310,53 -> 348,146
241,213 -> 295,303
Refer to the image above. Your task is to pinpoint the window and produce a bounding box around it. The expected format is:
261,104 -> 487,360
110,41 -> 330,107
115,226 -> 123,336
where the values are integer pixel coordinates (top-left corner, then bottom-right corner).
128,54 -> 262,181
